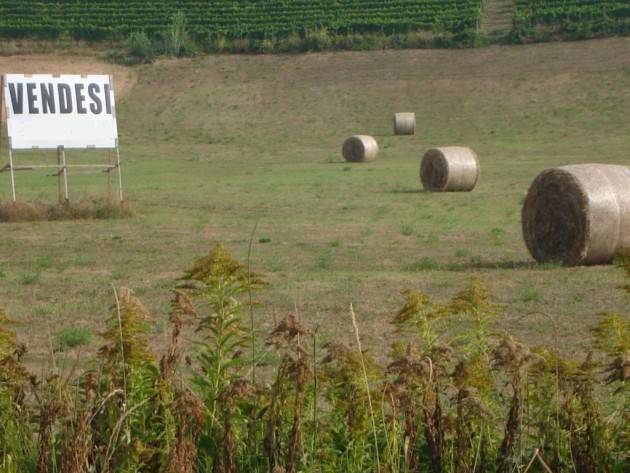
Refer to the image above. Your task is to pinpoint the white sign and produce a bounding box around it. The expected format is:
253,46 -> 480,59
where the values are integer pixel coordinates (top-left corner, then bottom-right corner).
3,74 -> 118,149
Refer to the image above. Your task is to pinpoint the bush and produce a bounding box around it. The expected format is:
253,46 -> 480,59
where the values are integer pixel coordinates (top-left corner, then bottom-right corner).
164,11 -> 198,57
54,326 -> 93,351
124,30 -> 153,63
304,28 -> 332,51
277,31 -> 305,53
206,34 -> 229,52
229,37 -> 253,53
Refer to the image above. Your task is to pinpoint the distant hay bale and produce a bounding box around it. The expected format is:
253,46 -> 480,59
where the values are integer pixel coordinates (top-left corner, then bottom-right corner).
342,135 -> 379,163
420,146 -> 479,192
522,164 -> 630,266
393,112 -> 416,135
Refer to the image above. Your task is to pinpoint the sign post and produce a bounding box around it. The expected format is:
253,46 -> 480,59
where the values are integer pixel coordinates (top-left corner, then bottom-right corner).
7,144 -> 16,202
1,73 -> 123,203
116,142 -> 123,202
56,145 -> 69,204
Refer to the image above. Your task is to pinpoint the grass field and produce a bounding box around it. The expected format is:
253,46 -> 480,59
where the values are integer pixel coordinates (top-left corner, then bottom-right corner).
1,37 -> 629,365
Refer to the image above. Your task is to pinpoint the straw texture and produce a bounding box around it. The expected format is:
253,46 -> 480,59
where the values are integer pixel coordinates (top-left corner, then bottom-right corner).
393,113 -> 416,135
342,135 -> 379,163
522,164 -> 630,266
420,147 -> 479,192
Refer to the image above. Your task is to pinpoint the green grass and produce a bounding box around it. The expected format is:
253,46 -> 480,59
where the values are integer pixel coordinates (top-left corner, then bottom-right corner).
35,256 -> 55,270
1,38 -> 629,363
54,326 -> 93,351
400,221 -> 416,236
518,282 -> 541,303
405,257 -> 438,272
32,304 -> 53,318
17,272 -> 40,286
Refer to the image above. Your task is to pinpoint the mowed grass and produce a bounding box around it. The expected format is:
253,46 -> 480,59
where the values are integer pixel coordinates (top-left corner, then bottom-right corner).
1,38 -> 629,363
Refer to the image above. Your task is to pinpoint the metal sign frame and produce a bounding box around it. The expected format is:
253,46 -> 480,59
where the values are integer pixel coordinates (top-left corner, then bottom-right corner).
0,74 -> 124,204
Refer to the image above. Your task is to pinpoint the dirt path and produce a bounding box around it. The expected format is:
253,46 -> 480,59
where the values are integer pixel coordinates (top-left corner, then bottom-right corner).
481,0 -> 516,37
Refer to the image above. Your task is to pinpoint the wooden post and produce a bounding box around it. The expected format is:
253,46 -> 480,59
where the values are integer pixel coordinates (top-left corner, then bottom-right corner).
0,75 -> 4,158
107,150 -> 113,202
8,146 -> 16,202
115,144 -> 123,203
59,146 -> 69,204
57,146 -> 63,204
0,75 -> 12,203
110,75 -> 124,205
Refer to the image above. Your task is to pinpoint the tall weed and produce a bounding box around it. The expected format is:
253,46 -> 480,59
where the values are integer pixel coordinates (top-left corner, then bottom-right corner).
0,244 -> 628,472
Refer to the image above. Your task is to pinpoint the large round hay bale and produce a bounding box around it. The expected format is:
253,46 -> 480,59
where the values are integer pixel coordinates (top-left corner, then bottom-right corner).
420,147 -> 479,192
393,112 -> 416,135
522,164 -> 630,266
342,135 -> 379,163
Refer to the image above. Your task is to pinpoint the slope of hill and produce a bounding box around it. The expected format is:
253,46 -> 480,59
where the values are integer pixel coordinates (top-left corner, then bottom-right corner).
1,38 -> 629,361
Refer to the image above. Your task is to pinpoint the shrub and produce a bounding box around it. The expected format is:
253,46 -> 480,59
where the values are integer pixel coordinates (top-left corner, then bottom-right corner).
124,30 -> 153,63
164,11 -> 197,57
54,326 -> 93,351
277,32 -> 305,53
304,28 -> 332,51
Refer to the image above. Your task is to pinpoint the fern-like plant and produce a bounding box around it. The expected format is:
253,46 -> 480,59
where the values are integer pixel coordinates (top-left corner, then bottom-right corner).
181,244 -> 265,472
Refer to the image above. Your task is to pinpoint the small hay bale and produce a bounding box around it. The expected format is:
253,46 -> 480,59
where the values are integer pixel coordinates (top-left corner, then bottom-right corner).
522,164 -> 630,266
393,112 -> 416,135
420,146 -> 479,192
342,135 -> 379,163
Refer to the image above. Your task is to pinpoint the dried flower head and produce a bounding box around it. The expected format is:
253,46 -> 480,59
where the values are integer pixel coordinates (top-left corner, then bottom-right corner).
493,336 -> 540,371
321,342 -> 350,364
99,287 -> 153,368
268,314 -> 312,347
181,244 -> 265,291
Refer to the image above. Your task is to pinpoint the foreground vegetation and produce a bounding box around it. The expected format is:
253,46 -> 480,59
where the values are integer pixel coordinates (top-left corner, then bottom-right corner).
1,244 -> 628,472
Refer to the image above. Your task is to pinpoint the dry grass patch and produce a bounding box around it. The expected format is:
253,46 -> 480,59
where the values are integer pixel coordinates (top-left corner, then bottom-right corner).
0,197 -> 133,222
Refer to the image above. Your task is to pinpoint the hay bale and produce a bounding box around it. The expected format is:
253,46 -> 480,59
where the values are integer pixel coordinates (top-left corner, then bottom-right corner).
522,164 -> 630,266
393,112 -> 416,135
420,147 -> 479,192
342,135 -> 379,163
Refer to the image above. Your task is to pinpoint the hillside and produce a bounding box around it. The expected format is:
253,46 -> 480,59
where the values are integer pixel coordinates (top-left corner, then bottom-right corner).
1,38 -> 629,362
